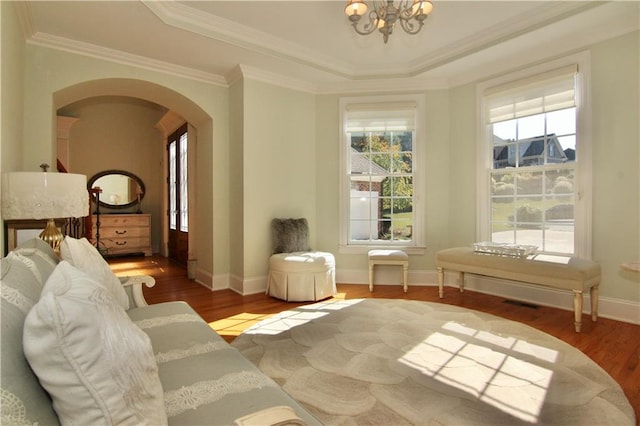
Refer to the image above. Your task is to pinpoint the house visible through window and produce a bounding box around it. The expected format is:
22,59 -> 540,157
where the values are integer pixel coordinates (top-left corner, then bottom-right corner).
340,96 -> 424,251
481,63 -> 589,256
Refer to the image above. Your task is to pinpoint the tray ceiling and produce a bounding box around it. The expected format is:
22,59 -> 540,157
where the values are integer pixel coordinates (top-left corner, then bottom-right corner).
19,1 -> 640,92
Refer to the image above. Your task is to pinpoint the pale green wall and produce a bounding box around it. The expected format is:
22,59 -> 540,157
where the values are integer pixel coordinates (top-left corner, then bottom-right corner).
4,7 -> 638,305
0,2 -> 25,253
443,33 -> 640,302
0,1 -> 25,172
315,95 -> 340,258
19,45 -> 228,278
316,90 -> 456,270
314,91 -> 456,273
242,79 -> 316,279
590,32 -> 639,301
313,32 -> 639,303
229,80 -> 244,280
446,85 -> 477,249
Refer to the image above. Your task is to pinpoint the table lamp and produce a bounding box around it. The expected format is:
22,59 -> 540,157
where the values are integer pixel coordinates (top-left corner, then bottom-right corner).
2,170 -> 88,254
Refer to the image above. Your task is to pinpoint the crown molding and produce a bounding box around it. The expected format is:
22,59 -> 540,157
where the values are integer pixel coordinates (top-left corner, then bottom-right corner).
26,32 -> 228,87
142,0 -> 355,79
318,76 -> 450,95
141,0 -> 610,82
24,30 -> 445,96
12,1 -> 35,40
230,65 -> 319,94
225,66 -> 244,88
16,1 -> 638,96
402,2 -> 604,79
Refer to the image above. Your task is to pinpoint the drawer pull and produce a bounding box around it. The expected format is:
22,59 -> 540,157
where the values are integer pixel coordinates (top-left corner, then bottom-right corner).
115,241 -> 127,246
115,230 -> 127,235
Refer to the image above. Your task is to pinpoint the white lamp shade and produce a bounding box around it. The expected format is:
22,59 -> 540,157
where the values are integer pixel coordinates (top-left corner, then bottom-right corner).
2,172 -> 88,220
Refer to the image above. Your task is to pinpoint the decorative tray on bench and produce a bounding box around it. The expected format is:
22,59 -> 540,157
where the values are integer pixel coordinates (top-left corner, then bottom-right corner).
473,242 -> 538,258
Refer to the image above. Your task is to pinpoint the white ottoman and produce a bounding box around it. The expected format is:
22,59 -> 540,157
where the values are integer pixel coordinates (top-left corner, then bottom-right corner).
368,249 -> 409,292
267,252 -> 336,302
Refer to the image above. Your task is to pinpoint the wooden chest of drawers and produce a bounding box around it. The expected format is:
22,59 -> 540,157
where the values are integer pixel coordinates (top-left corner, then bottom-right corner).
91,213 -> 152,256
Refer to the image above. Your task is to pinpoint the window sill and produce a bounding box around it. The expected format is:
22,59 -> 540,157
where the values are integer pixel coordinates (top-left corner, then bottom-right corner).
339,245 -> 426,256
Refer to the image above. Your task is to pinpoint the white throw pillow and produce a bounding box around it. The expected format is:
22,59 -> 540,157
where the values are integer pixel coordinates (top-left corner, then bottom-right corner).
23,261 -> 167,426
60,236 -> 129,310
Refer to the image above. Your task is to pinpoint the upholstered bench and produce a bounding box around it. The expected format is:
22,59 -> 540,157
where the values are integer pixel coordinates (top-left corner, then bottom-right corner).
436,247 -> 601,332
368,249 -> 409,293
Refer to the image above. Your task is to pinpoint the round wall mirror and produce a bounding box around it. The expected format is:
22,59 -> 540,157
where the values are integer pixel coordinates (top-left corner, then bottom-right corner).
88,170 -> 145,210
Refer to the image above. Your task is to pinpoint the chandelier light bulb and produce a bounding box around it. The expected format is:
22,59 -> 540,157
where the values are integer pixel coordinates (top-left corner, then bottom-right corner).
345,0 -> 434,43
345,0 -> 368,21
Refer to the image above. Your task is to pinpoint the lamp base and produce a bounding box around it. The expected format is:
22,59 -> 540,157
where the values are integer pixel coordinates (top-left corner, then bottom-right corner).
39,218 -> 64,255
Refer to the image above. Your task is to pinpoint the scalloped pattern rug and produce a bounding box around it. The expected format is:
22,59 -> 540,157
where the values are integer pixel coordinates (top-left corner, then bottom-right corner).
231,298 -> 634,425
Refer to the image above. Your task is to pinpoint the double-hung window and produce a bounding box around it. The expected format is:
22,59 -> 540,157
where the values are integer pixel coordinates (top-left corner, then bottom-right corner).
340,96 -> 424,253
478,57 -> 591,257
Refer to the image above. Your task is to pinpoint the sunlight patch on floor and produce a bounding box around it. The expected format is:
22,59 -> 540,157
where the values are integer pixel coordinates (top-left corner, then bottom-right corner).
110,261 -> 165,277
242,309 -> 331,336
399,321 -> 556,423
442,322 -> 559,363
209,313 -> 274,337
330,292 -> 348,300
212,299 -> 361,338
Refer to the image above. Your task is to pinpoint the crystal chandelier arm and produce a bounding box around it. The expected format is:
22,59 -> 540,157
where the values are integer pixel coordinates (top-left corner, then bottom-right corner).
398,0 -> 431,35
399,17 -> 424,35
345,0 -> 433,42
351,9 -> 380,35
398,0 -> 417,20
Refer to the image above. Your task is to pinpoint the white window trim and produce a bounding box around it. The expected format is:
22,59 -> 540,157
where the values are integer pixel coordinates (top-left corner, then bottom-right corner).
476,51 -> 593,259
339,94 -> 426,255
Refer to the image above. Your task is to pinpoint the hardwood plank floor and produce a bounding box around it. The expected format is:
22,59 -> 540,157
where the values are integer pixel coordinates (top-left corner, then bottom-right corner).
109,255 -> 640,420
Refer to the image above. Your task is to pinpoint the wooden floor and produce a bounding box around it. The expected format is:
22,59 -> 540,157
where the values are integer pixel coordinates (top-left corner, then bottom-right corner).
109,255 -> 640,420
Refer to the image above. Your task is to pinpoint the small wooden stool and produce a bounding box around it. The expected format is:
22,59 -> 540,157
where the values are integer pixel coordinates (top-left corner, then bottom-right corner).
368,249 -> 409,292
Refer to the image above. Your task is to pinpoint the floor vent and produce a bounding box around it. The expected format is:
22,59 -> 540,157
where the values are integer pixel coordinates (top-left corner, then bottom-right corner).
503,299 -> 539,309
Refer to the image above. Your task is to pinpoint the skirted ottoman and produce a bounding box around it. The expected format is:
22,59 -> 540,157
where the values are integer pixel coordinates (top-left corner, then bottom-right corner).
267,252 -> 336,302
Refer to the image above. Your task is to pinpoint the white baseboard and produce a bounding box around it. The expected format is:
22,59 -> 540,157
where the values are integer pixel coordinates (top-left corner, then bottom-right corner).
194,267 -> 213,289
242,276 -> 268,296
228,274 -> 267,296
337,267 -> 436,287
205,267 -> 640,325
337,267 -> 639,325
454,274 -> 640,325
211,273 -> 229,291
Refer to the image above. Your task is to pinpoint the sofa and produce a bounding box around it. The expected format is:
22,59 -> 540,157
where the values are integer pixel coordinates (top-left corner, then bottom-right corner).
1,238 -> 320,425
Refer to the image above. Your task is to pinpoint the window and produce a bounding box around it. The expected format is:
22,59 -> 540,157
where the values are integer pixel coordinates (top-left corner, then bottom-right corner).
168,124 -> 188,233
167,123 -> 189,266
340,96 -> 424,252
478,57 -> 592,257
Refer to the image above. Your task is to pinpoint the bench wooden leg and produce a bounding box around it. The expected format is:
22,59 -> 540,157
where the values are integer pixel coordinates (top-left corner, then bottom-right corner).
369,262 -> 374,292
402,262 -> 408,293
458,271 -> 465,293
437,267 -> 444,298
590,285 -> 599,321
573,290 -> 583,332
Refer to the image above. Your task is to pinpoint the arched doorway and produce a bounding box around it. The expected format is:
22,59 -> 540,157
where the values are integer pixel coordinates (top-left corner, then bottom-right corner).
52,79 -> 213,276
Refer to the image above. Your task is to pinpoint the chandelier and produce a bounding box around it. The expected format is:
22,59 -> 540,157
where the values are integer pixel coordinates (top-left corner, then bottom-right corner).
345,0 -> 434,44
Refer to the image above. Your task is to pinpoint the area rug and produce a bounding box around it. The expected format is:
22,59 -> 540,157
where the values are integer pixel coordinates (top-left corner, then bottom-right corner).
231,298 -> 635,425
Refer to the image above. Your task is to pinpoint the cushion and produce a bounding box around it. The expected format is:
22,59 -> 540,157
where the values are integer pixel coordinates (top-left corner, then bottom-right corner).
368,249 -> 408,261
1,256 -> 60,426
60,236 -> 129,310
272,218 -> 311,254
233,406 -> 305,426
23,261 -> 167,426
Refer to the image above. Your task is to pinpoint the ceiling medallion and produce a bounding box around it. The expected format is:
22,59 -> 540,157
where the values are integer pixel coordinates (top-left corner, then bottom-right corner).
345,0 -> 434,44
